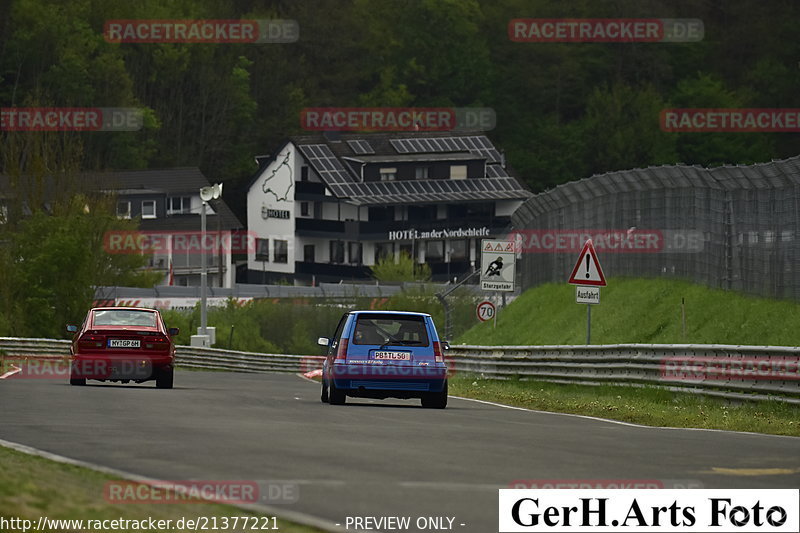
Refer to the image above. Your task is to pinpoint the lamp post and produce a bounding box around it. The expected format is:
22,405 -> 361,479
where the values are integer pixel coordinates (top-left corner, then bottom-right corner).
199,183 -> 223,344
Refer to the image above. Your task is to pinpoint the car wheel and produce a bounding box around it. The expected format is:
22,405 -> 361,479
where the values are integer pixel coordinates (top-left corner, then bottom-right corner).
69,363 -> 86,386
321,378 -> 329,403
328,380 -> 346,405
421,380 -> 447,409
155,368 -> 173,389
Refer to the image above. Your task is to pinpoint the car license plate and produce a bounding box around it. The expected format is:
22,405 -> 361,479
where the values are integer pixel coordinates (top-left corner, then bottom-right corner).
108,339 -> 140,348
374,351 -> 411,360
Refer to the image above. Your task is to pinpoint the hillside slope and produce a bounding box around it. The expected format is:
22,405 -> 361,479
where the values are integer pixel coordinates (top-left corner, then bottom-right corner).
457,279 -> 800,346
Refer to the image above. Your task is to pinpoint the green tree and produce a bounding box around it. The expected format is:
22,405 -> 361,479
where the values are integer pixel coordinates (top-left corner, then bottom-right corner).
669,74 -> 774,167
371,253 -> 432,283
0,196 -> 160,337
584,82 -> 677,175
355,0 -> 492,106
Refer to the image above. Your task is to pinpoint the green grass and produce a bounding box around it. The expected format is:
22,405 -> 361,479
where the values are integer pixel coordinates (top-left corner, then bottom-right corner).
450,376 -> 800,436
458,278 -> 800,346
0,446 -> 323,533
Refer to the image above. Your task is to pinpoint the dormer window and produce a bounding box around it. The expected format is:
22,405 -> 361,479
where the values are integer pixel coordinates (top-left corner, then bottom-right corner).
116,201 -> 131,219
450,165 -> 467,180
379,168 -> 397,181
141,200 -> 156,219
168,196 -> 191,214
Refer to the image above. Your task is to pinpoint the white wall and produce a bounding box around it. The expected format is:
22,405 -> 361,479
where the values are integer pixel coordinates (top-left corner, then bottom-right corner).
322,202 -> 339,220
340,203 -> 359,221
247,142 -> 297,275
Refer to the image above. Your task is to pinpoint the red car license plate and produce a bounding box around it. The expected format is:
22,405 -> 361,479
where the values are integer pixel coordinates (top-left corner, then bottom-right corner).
108,339 -> 140,348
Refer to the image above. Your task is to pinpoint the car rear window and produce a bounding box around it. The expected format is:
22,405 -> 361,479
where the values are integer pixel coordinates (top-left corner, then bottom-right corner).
93,310 -> 157,327
352,314 -> 429,346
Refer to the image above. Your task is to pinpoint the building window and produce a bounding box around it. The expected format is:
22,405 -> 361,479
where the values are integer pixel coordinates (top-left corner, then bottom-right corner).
256,239 -> 269,262
168,196 -> 191,214
141,200 -> 156,219
425,240 -> 445,262
330,240 -> 345,264
304,244 -> 315,263
415,166 -> 429,179
300,202 -> 309,217
450,239 -> 467,261
374,242 -> 394,263
117,201 -> 131,219
379,167 -> 397,181
368,206 -> 394,221
408,205 -> 436,221
348,242 -> 363,265
450,165 -> 467,180
274,240 -> 288,263
301,166 -> 309,182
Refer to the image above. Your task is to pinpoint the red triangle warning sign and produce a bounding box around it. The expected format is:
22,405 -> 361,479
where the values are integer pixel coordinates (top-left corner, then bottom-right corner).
568,239 -> 606,286
484,242 -> 493,251
494,243 -> 503,251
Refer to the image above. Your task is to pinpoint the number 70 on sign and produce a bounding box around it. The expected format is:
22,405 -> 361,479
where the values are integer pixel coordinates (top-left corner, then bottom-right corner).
477,300 -> 496,322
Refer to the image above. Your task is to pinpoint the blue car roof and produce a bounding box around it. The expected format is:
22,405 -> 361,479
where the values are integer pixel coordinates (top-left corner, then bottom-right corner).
349,310 -> 432,317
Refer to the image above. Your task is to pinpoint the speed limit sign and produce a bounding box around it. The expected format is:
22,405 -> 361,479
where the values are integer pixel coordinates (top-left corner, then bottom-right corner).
476,300 -> 496,322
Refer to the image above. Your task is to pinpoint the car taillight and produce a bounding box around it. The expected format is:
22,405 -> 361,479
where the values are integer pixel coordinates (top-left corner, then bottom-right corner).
335,339 -> 349,360
433,341 -> 444,363
144,336 -> 169,350
79,335 -> 104,349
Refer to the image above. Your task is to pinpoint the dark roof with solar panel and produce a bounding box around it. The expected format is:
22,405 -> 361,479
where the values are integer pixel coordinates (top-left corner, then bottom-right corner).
288,132 -> 530,205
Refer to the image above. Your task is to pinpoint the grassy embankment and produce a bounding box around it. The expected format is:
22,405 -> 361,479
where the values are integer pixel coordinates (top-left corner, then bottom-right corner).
0,446 -> 322,533
451,278 -> 800,436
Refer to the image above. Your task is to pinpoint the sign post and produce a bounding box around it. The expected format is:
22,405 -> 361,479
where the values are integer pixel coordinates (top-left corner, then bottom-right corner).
480,239 -> 516,329
567,239 -> 606,344
480,239 -> 516,292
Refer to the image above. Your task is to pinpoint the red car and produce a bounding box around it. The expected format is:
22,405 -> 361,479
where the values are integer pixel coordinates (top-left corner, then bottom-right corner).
67,307 -> 178,389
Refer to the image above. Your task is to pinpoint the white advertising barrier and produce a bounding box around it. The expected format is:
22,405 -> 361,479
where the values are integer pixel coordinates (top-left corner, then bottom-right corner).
115,297 -> 252,311
499,489 -> 799,533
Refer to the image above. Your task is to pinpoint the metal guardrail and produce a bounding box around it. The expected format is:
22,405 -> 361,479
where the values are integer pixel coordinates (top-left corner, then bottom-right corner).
2,337 -> 799,404
447,344 -> 800,404
177,346 -> 323,373
0,338 -> 324,375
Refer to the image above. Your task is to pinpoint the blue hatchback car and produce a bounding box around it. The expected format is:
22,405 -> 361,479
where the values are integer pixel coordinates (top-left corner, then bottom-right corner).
318,311 -> 449,408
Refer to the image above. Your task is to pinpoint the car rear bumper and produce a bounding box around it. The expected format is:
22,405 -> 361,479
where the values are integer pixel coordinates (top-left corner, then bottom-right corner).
330,363 -> 447,397
70,353 -> 174,381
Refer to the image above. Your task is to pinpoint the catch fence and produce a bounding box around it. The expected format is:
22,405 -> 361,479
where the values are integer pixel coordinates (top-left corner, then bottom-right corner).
511,156 -> 800,300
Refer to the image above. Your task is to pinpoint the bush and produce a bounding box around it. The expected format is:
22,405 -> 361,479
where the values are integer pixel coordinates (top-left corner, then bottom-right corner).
370,252 -> 431,282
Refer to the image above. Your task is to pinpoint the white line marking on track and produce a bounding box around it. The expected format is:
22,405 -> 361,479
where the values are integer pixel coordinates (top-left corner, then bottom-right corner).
0,438 -> 349,532
399,481 -> 504,490
292,374 -> 800,439
449,395 -> 800,439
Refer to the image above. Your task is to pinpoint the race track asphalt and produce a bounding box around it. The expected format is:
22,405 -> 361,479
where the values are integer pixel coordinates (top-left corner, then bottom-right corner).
2,372 -> 799,532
